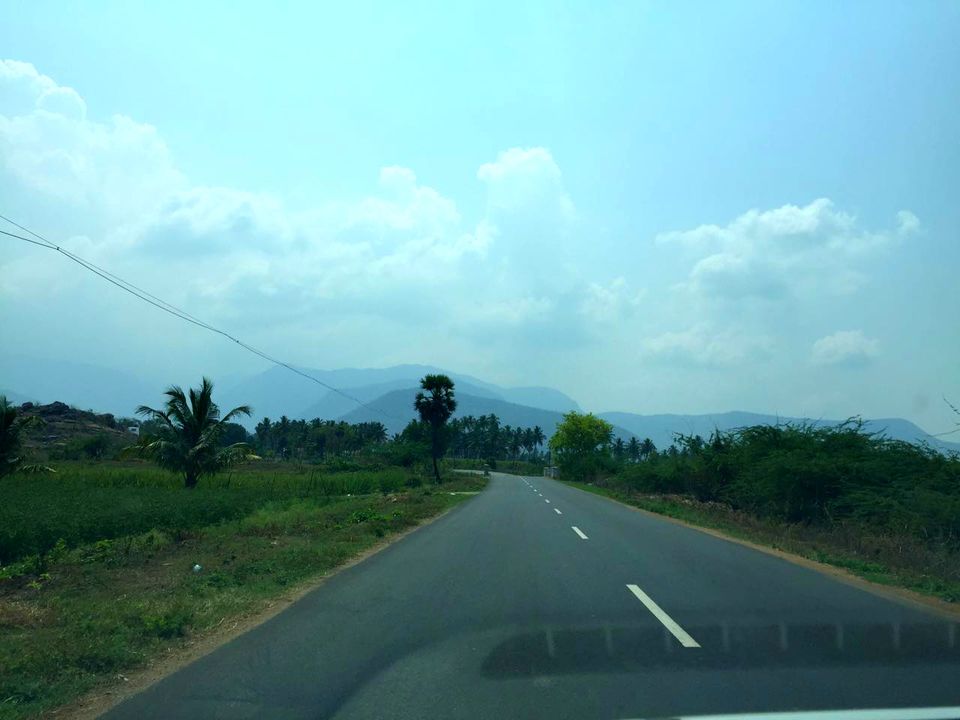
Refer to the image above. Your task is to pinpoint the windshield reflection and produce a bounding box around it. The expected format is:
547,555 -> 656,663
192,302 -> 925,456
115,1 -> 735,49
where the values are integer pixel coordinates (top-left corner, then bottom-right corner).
481,622 -> 960,677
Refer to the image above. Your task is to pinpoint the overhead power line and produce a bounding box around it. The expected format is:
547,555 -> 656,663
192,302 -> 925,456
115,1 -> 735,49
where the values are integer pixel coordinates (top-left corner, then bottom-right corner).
0,213 -> 395,421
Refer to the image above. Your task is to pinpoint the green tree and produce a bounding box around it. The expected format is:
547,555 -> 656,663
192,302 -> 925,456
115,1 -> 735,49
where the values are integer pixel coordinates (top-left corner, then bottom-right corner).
613,437 -> 626,462
414,374 -> 457,484
132,377 -> 256,488
627,436 -> 641,463
533,425 -> 546,453
549,411 -> 614,481
640,437 -> 657,460
0,396 -> 40,477
81,434 -> 110,460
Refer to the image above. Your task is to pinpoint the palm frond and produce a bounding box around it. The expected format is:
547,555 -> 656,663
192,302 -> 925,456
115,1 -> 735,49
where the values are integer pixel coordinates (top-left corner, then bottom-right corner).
163,385 -> 190,429
220,405 -> 252,425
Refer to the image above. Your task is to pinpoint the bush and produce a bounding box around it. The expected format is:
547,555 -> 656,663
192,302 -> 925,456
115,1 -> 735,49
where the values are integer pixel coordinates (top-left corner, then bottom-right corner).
604,422 -> 960,549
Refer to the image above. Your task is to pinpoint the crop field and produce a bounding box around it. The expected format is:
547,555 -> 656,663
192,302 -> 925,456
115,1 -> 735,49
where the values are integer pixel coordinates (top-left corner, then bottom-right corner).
0,462 -> 416,566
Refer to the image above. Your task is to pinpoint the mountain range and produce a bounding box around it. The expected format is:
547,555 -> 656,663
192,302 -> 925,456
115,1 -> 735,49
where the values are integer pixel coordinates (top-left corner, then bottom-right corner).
2,354 -> 958,453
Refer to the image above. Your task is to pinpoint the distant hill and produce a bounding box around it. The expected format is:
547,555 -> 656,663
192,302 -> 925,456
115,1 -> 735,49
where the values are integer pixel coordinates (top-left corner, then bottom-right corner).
0,355 -> 156,418
599,411 -> 960,454
297,378 -> 501,422
219,364 -> 580,426
498,386 -> 580,413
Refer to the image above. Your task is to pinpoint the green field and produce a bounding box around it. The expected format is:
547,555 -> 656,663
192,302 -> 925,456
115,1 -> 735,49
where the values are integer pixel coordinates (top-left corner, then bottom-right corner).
0,462 -> 486,719
0,462 -> 416,567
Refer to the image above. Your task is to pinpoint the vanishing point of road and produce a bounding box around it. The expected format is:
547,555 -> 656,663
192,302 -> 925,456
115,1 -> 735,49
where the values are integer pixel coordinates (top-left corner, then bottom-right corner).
104,473 -> 960,719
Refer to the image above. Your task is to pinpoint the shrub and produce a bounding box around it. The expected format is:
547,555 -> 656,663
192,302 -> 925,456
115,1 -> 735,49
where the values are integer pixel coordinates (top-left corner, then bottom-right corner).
606,422 -> 960,547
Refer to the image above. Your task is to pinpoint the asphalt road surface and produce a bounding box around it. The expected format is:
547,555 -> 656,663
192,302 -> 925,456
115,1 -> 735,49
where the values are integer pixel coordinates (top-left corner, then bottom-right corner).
104,473 -> 960,720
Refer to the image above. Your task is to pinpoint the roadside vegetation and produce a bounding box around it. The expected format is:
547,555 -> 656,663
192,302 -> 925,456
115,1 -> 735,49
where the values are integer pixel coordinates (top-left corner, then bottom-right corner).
0,376 -> 492,718
550,412 -> 960,603
0,470 -> 484,718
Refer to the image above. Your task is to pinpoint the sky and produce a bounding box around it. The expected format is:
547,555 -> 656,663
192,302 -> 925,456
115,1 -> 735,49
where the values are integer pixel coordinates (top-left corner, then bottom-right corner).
1,0 -> 959,433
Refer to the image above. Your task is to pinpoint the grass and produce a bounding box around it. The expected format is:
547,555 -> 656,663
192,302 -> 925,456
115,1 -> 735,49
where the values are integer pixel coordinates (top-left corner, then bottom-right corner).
563,480 -> 960,605
0,462 -> 416,565
0,464 -> 486,719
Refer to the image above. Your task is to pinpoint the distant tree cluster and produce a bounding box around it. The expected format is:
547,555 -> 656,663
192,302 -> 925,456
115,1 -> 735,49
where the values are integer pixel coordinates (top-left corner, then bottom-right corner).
446,415 -> 546,462
615,436 -> 658,463
253,417 -> 389,460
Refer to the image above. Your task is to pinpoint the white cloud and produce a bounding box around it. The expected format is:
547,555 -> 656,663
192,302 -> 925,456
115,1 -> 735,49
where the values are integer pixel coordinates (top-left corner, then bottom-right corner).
658,198 -> 916,299
0,59 -> 603,365
579,277 -> 645,324
0,60 -> 184,224
476,147 -> 577,284
640,325 -> 774,367
477,147 -> 574,220
896,210 -> 920,236
811,330 -> 879,366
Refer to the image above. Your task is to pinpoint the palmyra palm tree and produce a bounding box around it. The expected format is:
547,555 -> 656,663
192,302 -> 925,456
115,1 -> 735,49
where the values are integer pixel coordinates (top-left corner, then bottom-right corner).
414,374 -> 457,484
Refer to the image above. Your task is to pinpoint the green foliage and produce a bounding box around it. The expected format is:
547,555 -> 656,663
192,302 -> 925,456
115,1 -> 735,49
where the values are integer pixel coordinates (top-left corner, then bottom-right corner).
252,416 -> 387,461
81,434 -> 110,460
607,421 -> 960,547
446,415 -> 546,464
48,432 -> 126,462
0,396 -> 40,477
549,411 -> 615,481
141,605 -> 193,638
414,374 -> 457,483
0,464 -> 414,564
130,377 -> 257,488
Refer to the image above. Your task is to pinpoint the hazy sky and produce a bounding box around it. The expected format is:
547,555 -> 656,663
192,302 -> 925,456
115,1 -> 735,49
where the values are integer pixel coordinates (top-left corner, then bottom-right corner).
1,1 -> 958,432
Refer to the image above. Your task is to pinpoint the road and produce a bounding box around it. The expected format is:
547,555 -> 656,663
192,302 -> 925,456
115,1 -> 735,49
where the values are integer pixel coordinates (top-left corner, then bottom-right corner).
104,473 -> 960,719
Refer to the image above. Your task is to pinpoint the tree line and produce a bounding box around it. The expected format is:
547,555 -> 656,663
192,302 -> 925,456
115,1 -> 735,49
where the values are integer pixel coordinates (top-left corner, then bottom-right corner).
424,414 -> 546,462
547,410 -> 960,552
252,416 -> 389,460
1,374 -> 549,487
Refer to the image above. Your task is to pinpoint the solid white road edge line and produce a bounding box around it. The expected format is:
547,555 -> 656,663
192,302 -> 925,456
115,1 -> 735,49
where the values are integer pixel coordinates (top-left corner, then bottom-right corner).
626,584 -> 700,648
572,526 -> 588,539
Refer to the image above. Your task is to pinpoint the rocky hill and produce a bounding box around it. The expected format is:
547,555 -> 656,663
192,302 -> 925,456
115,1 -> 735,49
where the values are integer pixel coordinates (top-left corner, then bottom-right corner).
16,401 -> 137,459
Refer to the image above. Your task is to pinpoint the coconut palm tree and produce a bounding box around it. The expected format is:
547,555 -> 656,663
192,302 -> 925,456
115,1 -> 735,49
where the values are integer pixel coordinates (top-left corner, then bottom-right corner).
613,437 -> 626,461
414,374 -> 457,484
533,425 -> 546,452
640,437 -> 657,460
132,377 -> 256,488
